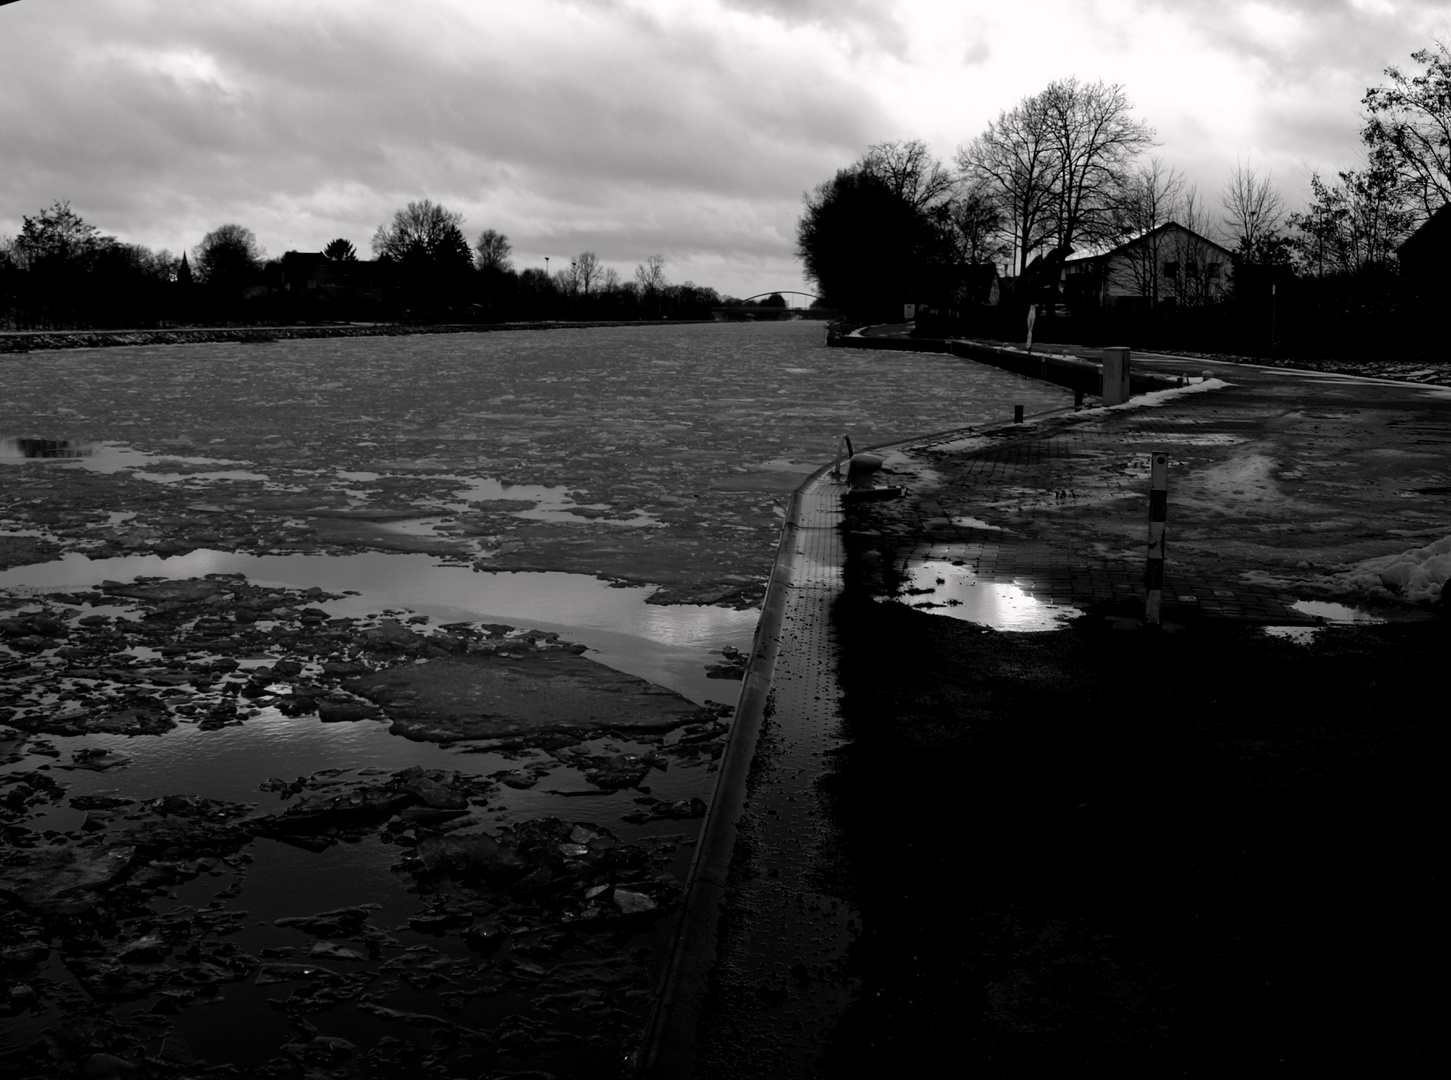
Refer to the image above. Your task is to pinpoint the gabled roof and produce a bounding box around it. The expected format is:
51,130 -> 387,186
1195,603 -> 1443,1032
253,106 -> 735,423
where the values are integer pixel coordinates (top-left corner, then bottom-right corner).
1063,221 -> 1232,265
1395,202 -> 1451,259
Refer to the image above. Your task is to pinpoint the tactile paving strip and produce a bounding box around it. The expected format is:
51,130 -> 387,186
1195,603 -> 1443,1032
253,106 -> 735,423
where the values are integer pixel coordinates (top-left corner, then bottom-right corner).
682,468 -> 865,1078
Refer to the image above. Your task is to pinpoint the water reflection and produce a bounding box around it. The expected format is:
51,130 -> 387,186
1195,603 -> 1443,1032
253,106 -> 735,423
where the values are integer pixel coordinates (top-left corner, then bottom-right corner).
1,436 -> 94,461
0,550 -> 758,705
1,436 -> 252,476
1290,599 -> 1385,624
892,558 -> 1082,631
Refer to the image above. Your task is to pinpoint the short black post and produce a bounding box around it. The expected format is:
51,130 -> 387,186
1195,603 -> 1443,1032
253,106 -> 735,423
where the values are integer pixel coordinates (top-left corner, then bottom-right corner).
1145,452 -> 1168,625
1013,405 -> 1024,423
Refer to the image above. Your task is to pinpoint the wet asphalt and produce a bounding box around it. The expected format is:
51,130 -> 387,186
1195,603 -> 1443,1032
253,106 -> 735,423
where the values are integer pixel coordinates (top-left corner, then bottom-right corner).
641,343 -> 1451,1077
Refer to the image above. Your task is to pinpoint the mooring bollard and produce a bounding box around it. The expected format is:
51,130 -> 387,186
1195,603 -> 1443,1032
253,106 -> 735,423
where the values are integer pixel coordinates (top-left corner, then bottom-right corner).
1074,388 -> 1084,409
1145,451 -> 1168,625
1014,405 -> 1024,423
1102,347 -> 1131,406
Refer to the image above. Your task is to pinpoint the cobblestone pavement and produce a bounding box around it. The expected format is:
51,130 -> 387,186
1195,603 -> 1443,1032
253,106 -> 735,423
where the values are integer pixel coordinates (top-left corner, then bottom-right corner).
867,351 -> 1451,625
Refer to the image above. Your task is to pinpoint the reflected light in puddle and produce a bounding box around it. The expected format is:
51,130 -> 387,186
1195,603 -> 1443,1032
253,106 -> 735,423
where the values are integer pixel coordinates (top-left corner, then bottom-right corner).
893,559 -> 1081,631
1265,599 -> 1387,644
1290,599 -> 1385,624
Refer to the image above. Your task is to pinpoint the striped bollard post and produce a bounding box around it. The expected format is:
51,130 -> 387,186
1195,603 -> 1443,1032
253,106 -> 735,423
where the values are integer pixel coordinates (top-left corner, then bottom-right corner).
1145,452 -> 1168,625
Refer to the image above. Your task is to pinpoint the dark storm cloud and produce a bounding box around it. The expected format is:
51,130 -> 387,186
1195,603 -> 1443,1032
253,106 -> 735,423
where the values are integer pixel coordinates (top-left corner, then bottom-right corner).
5,0 -> 1444,296
0,0 -> 891,292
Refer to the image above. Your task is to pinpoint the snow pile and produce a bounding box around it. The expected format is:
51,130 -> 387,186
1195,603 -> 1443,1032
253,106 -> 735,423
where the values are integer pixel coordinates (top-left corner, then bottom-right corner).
1335,535 -> 1451,604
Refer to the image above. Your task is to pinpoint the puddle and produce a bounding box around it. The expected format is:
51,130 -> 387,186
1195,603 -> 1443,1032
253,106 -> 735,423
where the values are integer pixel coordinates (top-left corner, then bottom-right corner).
890,559 -> 1082,631
1264,599 -> 1388,643
0,550 -> 757,706
1290,599 -> 1386,623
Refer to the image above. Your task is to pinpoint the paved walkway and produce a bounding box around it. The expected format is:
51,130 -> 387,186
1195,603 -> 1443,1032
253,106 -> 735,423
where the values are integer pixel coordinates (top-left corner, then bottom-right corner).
873,350 -> 1451,626
643,348 -> 1451,1077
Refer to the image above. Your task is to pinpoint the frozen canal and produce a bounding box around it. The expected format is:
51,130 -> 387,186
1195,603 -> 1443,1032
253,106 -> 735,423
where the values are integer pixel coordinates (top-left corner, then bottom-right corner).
0,321 -> 1070,1077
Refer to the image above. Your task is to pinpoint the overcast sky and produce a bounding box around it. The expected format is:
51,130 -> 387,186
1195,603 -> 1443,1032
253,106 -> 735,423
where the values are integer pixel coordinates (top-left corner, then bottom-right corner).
2,0 -> 1446,299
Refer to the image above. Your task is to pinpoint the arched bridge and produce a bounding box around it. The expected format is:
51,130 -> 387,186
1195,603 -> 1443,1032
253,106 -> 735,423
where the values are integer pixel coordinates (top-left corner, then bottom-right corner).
713,290 -> 835,320
736,291 -> 822,307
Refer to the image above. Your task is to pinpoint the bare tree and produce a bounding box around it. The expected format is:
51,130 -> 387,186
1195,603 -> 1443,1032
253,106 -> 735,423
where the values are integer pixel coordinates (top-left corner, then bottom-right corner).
1163,185 -> 1225,306
193,224 -> 264,288
861,138 -> 957,212
947,184 -> 1010,267
601,267 -> 621,293
1362,40 -> 1451,220
1220,160 -> 1286,256
957,93 -> 1060,274
371,200 -> 468,266
635,254 -> 666,297
1111,156 -> 1185,306
573,251 -> 600,296
1289,164 -> 1414,275
12,201 -> 114,271
1041,76 -> 1157,252
475,229 -> 512,271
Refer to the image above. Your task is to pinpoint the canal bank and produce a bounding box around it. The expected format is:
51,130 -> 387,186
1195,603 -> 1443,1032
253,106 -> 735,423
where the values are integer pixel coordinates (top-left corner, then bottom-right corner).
0,322 -> 1074,1077
643,339 -> 1448,1076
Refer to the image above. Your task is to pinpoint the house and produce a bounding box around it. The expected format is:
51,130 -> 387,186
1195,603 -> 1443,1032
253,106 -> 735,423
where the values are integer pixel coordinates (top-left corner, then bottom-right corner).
1062,222 -> 1233,313
957,263 -> 1001,307
1395,202 -> 1451,292
278,251 -> 387,313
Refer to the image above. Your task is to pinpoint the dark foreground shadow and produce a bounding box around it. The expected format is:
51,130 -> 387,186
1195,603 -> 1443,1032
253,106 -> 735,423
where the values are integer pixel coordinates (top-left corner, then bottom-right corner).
822,589 -> 1443,1077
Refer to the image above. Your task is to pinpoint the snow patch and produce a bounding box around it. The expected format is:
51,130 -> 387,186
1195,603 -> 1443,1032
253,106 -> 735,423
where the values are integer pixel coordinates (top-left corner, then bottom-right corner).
1098,378 -> 1232,411
1334,535 -> 1451,604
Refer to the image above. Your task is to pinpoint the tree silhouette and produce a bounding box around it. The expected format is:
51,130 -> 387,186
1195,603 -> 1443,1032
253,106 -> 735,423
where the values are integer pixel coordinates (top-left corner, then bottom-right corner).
323,238 -> 357,261
371,200 -> 469,266
193,224 -> 264,290
372,200 -> 472,315
475,229 -> 512,271
797,166 -> 948,319
1362,40 -> 1451,220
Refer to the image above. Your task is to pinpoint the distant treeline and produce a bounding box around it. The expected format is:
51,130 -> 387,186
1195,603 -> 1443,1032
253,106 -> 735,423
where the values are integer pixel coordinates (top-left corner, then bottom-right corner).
0,200 -> 760,330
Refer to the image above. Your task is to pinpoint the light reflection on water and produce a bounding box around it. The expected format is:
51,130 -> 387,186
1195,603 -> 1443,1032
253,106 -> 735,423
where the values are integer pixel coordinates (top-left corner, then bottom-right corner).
0,436 -> 246,474
0,323 -> 1081,1070
0,550 -> 758,704
25,707 -> 711,837
893,558 -> 1083,631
